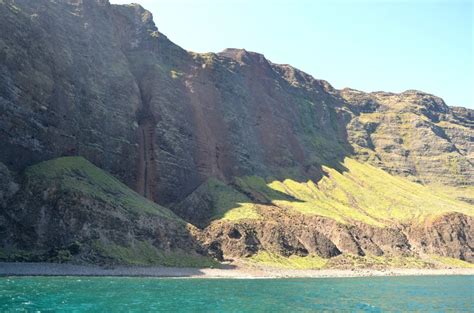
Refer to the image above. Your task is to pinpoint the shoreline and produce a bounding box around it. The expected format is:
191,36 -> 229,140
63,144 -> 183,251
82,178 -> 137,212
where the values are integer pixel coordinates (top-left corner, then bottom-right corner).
1,262 -> 473,279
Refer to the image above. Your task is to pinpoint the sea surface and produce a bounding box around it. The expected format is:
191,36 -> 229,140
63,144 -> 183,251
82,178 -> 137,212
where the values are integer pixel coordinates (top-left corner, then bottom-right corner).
0,275 -> 472,312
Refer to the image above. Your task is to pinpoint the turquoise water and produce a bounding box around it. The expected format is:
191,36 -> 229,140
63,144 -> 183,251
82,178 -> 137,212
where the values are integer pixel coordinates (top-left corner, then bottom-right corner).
0,276 -> 472,312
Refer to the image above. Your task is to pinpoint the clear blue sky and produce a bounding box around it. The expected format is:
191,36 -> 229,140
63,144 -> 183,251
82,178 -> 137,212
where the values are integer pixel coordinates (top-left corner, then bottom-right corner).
111,0 -> 473,108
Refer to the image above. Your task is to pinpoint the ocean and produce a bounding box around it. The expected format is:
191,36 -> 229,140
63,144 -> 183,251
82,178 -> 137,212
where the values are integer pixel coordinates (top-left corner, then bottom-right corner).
0,275 -> 472,312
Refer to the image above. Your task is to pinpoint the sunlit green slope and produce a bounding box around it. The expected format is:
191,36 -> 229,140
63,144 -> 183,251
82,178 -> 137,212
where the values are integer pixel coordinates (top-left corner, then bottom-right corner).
215,158 -> 473,226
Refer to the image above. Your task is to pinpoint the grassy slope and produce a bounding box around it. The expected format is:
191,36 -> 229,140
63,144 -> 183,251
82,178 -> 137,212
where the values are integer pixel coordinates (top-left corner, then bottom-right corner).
216,157 -> 473,268
230,158 -> 473,226
20,157 -> 219,267
25,156 -> 180,220
204,178 -> 261,221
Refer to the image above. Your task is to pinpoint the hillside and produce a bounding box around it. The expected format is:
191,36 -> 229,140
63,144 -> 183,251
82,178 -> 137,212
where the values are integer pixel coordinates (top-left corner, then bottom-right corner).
195,158 -> 473,263
0,0 -> 472,268
0,157 -> 216,267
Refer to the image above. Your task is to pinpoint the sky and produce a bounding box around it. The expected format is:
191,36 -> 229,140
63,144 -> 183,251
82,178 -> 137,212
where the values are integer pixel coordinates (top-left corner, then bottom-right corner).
110,0 -> 473,108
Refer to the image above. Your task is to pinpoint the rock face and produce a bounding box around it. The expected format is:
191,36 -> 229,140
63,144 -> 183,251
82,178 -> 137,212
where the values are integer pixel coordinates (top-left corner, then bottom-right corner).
406,213 -> 474,262
1,0 -> 350,206
0,0 -> 141,186
342,89 -> 473,187
201,211 -> 474,263
0,0 -> 472,266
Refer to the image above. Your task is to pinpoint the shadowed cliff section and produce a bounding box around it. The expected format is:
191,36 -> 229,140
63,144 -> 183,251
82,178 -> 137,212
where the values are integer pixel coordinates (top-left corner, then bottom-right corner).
135,86 -> 157,201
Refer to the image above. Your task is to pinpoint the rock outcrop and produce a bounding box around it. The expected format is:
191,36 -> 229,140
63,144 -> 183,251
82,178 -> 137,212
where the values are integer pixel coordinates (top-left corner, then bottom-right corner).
201,211 -> 474,263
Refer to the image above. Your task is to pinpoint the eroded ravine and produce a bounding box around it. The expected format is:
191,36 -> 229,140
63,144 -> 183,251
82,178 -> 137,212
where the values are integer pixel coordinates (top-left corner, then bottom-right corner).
135,87 -> 157,201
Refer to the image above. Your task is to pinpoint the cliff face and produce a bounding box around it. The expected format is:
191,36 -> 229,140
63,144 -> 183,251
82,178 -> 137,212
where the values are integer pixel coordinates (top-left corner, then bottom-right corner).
0,0 -> 472,266
1,0 -> 136,173
343,89 -> 473,188
1,0 -> 351,205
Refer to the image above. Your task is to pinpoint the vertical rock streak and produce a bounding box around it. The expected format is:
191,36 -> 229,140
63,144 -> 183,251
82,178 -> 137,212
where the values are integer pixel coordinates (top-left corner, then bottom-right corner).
135,87 -> 157,201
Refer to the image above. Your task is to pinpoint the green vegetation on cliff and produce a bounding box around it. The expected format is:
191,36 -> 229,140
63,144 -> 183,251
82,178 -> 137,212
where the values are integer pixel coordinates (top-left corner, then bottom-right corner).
25,157 -> 180,220
175,178 -> 262,224
225,158 -> 473,226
